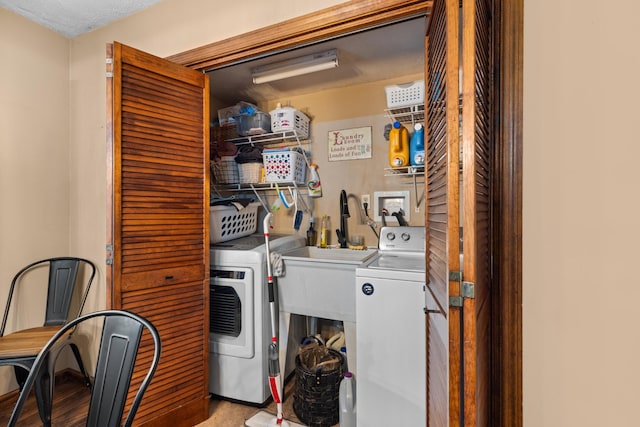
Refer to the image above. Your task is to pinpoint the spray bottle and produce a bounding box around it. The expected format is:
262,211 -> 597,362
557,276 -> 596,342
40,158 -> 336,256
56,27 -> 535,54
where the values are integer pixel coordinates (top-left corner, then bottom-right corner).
388,121 -> 409,168
307,163 -> 322,197
410,123 -> 425,166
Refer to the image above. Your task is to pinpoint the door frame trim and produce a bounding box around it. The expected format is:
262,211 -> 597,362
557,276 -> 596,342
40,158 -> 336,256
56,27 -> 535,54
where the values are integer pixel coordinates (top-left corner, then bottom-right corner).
167,0 -> 432,71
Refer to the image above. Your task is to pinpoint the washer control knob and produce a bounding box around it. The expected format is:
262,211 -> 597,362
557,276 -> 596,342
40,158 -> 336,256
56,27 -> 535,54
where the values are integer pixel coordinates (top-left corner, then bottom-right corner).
401,232 -> 411,241
386,232 -> 396,241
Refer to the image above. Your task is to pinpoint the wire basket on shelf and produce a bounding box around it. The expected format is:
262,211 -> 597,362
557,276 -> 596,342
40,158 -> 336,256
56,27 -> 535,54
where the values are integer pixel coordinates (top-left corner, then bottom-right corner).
211,157 -> 238,184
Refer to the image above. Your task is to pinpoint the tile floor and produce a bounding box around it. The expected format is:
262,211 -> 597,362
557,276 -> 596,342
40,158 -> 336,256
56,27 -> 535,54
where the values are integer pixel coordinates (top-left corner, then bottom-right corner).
196,377 -> 336,427
202,328 -> 343,427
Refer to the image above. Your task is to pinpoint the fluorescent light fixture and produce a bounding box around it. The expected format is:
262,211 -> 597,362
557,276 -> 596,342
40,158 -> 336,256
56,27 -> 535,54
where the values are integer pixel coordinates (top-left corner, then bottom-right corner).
252,49 -> 339,84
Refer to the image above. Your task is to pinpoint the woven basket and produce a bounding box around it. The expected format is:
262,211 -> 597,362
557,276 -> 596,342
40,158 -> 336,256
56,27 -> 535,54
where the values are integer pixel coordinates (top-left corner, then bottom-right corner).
293,349 -> 344,427
237,162 -> 263,184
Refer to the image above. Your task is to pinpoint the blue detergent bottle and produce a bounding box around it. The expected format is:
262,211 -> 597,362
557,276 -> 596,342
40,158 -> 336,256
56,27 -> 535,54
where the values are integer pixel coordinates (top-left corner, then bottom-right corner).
410,123 -> 425,166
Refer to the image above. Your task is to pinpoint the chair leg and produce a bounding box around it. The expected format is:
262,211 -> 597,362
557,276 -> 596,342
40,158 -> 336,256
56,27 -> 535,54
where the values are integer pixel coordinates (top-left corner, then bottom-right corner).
70,343 -> 91,388
33,355 -> 54,427
12,366 -> 29,390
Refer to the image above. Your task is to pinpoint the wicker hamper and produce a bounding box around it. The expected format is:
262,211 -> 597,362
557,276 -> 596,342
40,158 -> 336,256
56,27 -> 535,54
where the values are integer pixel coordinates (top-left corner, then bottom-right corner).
293,348 -> 344,427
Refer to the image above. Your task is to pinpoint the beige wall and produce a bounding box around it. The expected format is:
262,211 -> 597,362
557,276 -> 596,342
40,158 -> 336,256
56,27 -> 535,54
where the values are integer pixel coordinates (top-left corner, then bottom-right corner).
219,73 -> 427,243
523,0 -> 640,425
0,9 -> 70,391
3,0 -> 640,424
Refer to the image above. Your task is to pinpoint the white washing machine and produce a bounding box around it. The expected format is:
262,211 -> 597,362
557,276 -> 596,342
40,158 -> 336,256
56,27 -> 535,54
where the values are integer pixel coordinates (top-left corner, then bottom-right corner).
355,226 -> 426,426
209,232 -> 306,404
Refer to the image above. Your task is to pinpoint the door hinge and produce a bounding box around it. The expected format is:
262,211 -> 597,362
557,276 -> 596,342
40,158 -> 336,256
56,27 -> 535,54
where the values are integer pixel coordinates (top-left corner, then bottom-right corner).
449,270 -> 462,281
449,281 -> 475,307
106,58 -> 113,77
462,281 -> 475,299
106,244 -> 113,265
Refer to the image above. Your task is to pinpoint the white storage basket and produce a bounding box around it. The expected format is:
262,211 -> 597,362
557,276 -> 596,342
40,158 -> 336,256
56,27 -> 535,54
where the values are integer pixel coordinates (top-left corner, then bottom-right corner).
262,150 -> 307,184
237,162 -> 263,184
270,106 -> 310,139
385,80 -> 425,108
210,202 -> 260,244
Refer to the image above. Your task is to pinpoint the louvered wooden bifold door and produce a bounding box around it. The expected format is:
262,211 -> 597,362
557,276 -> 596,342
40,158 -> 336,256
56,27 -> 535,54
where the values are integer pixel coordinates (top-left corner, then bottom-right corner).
425,0 -> 461,425
426,0 -> 493,425
461,0 -> 493,425
107,41 -> 210,426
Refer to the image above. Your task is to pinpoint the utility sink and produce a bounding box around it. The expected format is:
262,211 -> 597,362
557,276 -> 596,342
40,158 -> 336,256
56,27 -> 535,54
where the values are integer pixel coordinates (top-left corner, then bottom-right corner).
277,246 -> 378,321
280,246 -> 378,264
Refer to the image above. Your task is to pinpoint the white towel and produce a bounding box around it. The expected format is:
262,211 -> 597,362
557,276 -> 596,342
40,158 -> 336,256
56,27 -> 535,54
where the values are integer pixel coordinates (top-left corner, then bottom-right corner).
270,252 -> 285,277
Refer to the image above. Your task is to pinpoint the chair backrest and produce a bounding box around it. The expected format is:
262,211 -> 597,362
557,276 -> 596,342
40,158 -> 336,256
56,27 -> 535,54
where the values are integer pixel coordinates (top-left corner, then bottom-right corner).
8,310 -> 162,427
1,257 -> 97,334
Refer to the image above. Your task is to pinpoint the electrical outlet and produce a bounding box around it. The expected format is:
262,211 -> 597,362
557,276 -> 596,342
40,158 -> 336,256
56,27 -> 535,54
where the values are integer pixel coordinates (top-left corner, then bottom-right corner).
361,194 -> 370,209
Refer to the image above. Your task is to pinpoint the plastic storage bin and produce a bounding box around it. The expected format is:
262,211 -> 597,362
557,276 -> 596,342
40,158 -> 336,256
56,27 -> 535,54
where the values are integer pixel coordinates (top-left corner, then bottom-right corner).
270,106 -> 310,139
235,112 -> 271,136
385,80 -> 425,108
262,150 -> 307,184
210,202 -> 260,244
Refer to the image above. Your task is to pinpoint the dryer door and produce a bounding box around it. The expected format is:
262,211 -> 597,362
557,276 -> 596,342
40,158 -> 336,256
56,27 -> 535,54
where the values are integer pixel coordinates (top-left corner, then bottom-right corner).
210,267 -> 254,358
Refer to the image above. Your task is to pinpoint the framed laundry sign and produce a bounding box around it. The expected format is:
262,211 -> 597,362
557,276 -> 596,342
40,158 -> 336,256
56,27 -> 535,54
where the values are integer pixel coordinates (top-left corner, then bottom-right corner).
327,126 -> 372,161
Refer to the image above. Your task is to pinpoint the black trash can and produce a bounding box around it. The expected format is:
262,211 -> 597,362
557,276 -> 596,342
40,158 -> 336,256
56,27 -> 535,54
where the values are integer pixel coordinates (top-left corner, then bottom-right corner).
293,348 -> 344,427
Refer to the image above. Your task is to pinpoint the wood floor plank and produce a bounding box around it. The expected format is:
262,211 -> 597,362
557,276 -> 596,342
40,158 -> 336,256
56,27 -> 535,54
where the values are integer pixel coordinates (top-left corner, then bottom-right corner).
0,372 -> 90,426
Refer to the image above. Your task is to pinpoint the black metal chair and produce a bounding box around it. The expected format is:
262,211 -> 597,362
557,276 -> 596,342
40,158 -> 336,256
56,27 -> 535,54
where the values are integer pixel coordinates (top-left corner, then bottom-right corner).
8,309 -> 162,427
0,257 -> 96,424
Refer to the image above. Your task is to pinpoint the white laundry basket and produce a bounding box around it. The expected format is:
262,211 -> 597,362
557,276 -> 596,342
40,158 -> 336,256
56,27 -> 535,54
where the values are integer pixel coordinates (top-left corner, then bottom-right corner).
210,203 -> 260,243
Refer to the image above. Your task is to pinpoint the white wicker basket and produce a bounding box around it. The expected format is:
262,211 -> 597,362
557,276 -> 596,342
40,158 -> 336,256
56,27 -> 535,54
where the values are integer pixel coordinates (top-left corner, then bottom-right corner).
385,80 -> 425,108
262,150 -> 307,184
210,202 -> 260,243
270,106 -> 310,139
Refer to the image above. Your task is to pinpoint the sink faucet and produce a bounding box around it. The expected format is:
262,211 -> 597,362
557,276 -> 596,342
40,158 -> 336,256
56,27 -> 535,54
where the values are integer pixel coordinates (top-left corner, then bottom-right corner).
337,189 -> 350,248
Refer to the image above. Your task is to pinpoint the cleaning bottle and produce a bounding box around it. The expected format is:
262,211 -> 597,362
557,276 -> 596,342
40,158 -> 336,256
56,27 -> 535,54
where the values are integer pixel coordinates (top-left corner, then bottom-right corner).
306,217 -> 317,246
319,215 -> 330,248
410,123 -> 425,166
388,121 -> 409,168
307,163 -> 322,197
339,372 -> 357,427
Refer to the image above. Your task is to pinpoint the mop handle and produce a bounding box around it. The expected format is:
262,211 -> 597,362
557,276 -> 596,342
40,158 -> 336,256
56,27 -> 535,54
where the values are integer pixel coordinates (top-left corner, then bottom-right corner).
263,212 -> 274,281
262,213 -> 279,346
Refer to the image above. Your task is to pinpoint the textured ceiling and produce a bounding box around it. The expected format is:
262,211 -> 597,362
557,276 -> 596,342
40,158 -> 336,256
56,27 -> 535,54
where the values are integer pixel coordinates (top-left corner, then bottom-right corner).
0,0 -> 162,38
